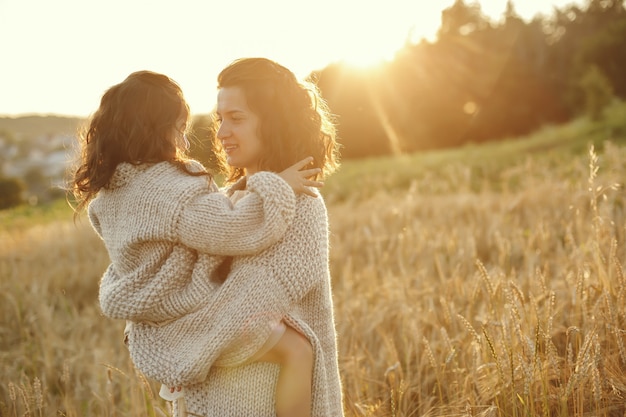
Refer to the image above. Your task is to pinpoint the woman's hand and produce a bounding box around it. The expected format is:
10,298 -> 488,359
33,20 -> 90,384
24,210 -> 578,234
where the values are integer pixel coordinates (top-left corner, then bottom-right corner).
278,157 -> 323,198
256,324 -> 313,365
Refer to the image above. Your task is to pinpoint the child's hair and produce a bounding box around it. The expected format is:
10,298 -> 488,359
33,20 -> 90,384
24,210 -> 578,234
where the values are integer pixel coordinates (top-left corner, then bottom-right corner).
72,70 -> 201,212
213,58 -> 340,183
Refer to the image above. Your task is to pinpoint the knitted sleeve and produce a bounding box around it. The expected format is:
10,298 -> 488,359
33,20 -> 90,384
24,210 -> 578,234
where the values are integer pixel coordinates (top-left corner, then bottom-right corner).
126,262 -> 289,386
212,194 -> 330,366
176,171 -> 296,256
126,194 -> 330,387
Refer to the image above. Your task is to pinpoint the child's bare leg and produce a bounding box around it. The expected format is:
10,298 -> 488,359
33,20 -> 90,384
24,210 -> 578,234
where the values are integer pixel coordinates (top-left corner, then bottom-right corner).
256,324 -> 313,417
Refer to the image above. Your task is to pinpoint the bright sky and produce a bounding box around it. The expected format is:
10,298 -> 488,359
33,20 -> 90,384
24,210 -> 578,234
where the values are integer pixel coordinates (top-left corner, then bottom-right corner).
0,0 -> 579,117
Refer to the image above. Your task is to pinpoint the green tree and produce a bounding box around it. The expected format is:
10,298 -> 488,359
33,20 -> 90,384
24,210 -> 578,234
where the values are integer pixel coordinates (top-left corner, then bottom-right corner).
0,177 -> 24,210
308,0 -> 623,155
438,0 -> 487,38
579,65 -> 614,120
546,0 -> 626,112
577,17 -> 626,99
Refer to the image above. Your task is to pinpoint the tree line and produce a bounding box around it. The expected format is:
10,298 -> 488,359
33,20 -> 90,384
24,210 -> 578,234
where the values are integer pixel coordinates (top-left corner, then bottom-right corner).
309,0 -> 625,158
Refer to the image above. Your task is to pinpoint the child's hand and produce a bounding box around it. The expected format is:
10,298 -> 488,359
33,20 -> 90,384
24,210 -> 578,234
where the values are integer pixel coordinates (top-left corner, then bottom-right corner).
278,157 -> 323,198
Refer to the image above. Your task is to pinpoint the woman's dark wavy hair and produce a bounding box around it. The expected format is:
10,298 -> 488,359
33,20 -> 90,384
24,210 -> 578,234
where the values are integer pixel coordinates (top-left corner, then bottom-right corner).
72,70 -> 203,212
213,57 -> 340,183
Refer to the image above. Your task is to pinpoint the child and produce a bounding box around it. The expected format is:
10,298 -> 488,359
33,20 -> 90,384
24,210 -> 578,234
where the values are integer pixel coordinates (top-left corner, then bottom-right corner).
71,70 -> 317,417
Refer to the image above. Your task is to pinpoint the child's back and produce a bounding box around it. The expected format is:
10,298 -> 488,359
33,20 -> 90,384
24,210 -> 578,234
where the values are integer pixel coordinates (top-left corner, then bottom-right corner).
92,160 -> 223,323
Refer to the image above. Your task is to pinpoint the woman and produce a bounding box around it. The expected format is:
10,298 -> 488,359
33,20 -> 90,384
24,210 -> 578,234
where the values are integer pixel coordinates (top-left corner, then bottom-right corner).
108,58 -> 344,416
202,57 -> 344,416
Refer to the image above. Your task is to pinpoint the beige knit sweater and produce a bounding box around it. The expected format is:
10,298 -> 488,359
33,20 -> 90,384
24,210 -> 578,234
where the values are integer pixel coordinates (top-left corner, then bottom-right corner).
90,160 -> 294,370
92,162 -> 344,416
172,191 -> 344,417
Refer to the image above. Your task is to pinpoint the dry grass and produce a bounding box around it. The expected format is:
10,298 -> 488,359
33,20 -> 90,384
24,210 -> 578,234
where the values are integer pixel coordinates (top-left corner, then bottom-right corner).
0,218 -> 169,416
3,141 -> 626,416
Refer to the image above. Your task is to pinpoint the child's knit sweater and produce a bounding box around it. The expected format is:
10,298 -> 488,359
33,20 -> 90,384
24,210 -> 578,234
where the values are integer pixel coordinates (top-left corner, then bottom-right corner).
90,160 -> 296,379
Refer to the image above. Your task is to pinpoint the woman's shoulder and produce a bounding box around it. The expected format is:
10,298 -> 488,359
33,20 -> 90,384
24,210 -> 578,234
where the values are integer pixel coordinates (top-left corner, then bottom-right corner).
297,187 -> 325,204
296,192 -> 328,218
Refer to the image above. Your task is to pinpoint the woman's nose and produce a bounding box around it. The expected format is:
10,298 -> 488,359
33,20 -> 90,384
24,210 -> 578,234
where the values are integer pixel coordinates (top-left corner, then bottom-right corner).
216,123 -> 229,139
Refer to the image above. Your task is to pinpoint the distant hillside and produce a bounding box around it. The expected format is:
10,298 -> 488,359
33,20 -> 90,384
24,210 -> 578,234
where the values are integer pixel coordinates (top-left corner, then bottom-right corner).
0,115 -> 85,140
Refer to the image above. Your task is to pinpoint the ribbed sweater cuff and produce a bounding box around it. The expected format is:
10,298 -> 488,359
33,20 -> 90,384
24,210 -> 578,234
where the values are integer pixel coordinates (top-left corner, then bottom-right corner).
247,171 -> 296,224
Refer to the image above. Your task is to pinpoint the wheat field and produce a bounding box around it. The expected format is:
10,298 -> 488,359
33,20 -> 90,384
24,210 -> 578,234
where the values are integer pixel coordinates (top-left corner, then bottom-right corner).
2,140 -> 626,416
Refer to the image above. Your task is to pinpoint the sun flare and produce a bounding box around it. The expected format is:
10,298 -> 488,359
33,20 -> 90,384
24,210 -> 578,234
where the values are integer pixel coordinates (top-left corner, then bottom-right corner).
336,46 -> 396,70
313,2 -> 442,72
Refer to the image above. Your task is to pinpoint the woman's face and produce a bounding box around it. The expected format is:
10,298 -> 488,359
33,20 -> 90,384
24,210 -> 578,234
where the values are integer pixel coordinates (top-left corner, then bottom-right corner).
216,86 -> 263,175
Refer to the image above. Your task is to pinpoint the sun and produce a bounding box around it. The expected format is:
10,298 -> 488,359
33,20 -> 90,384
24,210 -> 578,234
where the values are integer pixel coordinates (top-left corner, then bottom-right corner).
337,45 -> 397,70
313,2 -> 441,71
